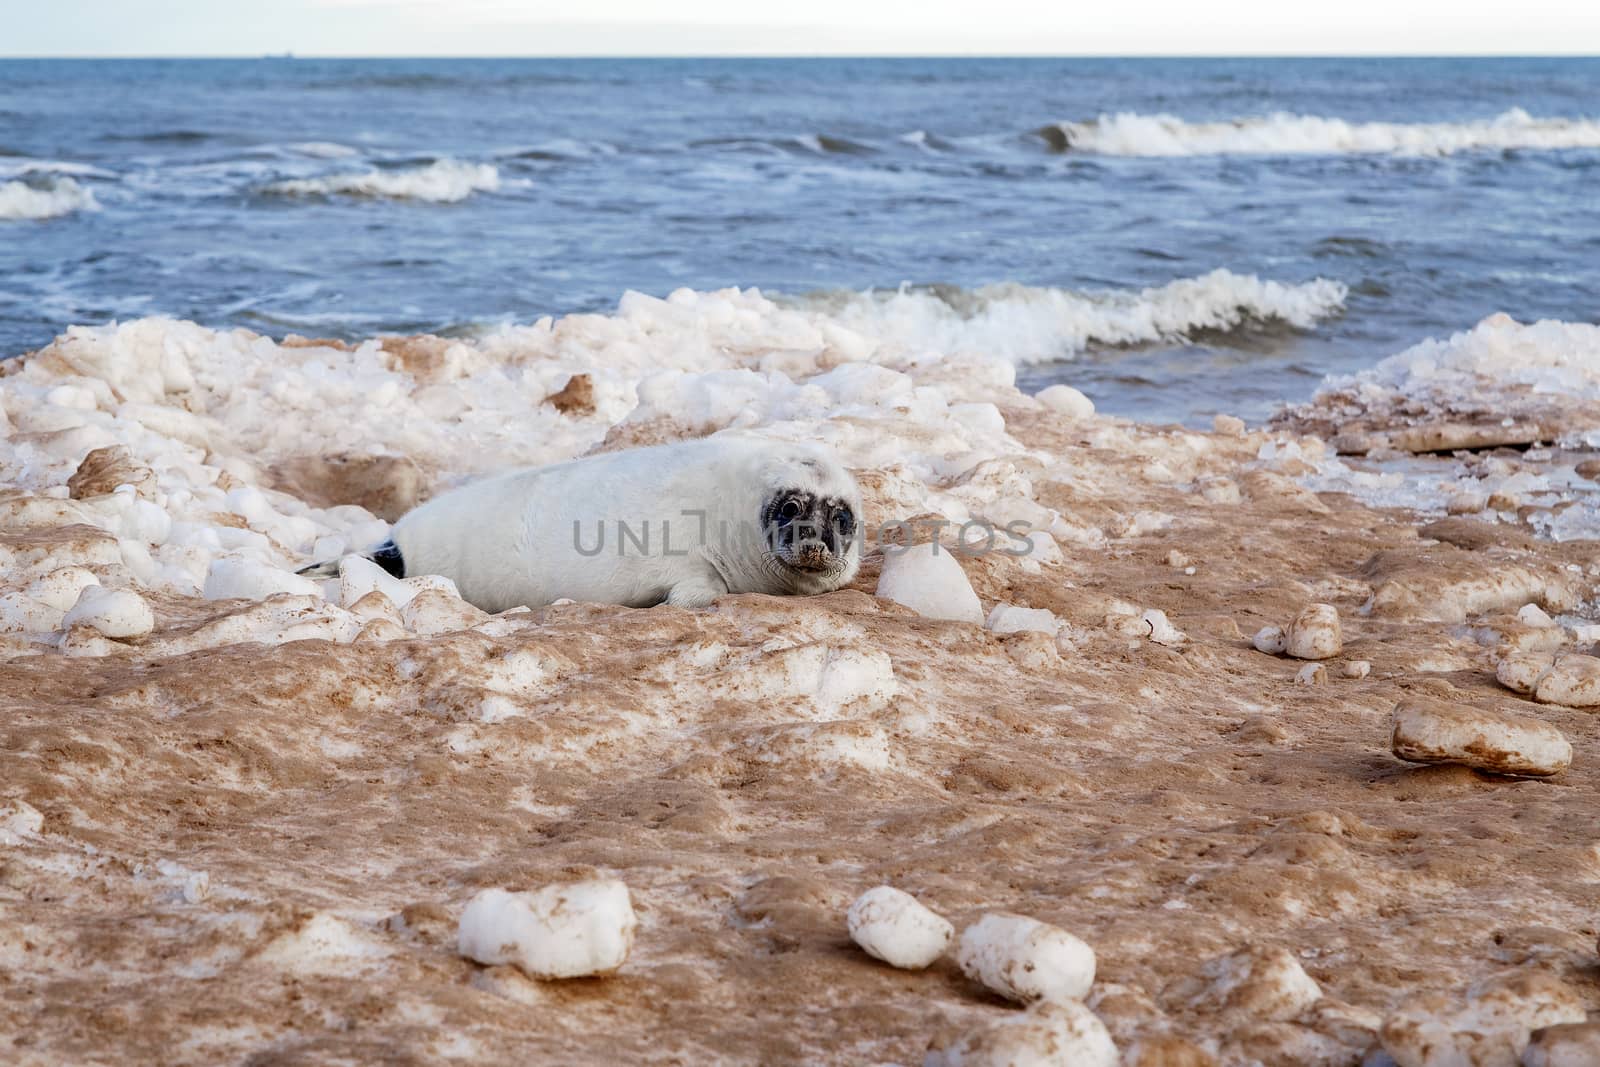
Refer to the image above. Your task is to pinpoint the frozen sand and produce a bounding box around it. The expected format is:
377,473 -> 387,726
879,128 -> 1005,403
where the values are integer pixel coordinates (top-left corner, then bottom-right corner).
3,299 -> 1600,1064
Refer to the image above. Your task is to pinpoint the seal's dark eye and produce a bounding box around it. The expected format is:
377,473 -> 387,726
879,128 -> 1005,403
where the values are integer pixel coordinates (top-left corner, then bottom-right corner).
779,499 -> 803,521
834,508 -> 855,536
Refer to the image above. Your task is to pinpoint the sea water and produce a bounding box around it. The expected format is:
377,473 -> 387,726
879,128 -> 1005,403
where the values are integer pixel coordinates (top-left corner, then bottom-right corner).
2,56 -> 1597,424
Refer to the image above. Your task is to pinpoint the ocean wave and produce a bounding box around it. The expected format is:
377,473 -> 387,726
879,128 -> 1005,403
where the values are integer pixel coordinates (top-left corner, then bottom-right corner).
1042,108 -> 1600,157
0,158 -> 118,180
784,270 -> 1348,364
0,177 -> 99,221
498,139 -> 619,161
262,159 -> 501,203
796,134 -> 877,156
283,141 -> 361,159
102,129 -> 219,145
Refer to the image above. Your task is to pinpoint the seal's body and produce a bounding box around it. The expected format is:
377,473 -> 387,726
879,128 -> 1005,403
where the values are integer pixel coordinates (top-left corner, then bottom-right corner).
312,436 -> 862,612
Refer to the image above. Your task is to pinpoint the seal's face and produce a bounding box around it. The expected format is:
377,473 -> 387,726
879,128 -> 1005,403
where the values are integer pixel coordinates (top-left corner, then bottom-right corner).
761,489 -> 864,588
751,447 -> 862,593
762,488 -> 858,578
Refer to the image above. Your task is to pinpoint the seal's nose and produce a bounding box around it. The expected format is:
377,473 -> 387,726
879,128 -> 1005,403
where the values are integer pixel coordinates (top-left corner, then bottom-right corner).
792,538 -> 831,570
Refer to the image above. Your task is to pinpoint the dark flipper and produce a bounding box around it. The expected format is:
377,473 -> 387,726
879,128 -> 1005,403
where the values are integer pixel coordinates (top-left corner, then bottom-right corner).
371,540 -> 405,578
295,539 -> 406,580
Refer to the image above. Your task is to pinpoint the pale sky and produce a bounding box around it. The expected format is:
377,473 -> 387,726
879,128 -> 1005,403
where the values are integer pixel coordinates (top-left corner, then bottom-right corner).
5,0 -> 1600,56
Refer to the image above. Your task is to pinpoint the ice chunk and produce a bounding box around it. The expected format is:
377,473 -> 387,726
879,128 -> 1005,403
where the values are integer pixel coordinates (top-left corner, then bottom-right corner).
1534,654 -> 1600,707
339,555 -> 416,609
985,604 -> 1062,636
876,543 -> 983,624
1187,945 -> 1322,1023
1252,625 -> 1287,654
1140,609 -> 1185,646
61,586 -> 155,639
401,588 -> 491,637
0,798 -> 45,845
27,567 -> 101,612
955,913 -> 1096,1003
846,886 -> 953,970
1035,384 -> 1096,420
926,998 -> 1118,1067
0,592 -> 65,635
458,881 -> 637,979
1391,698 -> 1571,777
204,559 -> 323,602
1285,604 -> 1342,660
1381,970 -> 1585,1067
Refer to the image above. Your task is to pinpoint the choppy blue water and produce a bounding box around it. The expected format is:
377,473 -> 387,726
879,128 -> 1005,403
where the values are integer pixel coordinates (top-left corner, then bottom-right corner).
3,57 -> 1598,423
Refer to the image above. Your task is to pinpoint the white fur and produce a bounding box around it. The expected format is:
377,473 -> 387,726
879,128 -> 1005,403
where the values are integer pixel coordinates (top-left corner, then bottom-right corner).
390,435 -> 862,612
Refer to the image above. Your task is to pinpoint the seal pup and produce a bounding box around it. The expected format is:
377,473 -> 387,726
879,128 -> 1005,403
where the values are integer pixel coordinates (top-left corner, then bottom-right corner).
302,436 -> 862,612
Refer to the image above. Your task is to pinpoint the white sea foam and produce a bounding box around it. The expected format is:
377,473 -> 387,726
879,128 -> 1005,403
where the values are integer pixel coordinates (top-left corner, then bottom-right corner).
264,159 -> 500,203
0,177 -> 100,221
789,270 -> 1346,364
1049,108 -> 1600,157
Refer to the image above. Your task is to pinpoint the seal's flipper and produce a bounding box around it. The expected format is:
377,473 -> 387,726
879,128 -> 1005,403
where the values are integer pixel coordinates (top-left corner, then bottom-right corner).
371,540 -> 405,578
294,540 -> 405,580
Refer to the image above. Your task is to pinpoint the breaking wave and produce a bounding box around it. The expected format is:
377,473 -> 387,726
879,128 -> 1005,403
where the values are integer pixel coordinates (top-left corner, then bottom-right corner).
1041,108 -> 1600,157
0,177 -> 100,221
786,270 -> 1348,364
263,159 -> 501,203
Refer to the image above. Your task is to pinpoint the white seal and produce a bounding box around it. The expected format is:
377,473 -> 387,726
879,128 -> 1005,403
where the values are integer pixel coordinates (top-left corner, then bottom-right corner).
309,436 -> 862,612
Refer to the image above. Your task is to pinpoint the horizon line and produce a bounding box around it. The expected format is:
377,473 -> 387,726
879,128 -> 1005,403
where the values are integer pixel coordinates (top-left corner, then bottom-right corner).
4,52 -> 1599,60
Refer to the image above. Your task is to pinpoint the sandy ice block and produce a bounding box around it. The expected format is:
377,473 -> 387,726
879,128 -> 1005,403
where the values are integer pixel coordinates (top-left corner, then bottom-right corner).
1252,625 -> 1287,654
877,543 -> 983,624
1285,603 -> 1342,660
1187,946 -> 1322,1023
1496,652 -> 1553,696
985,604 -> 1061,637
925,999 -> 1117,1067
1381,970 -> 1585,1067
204,559 -> 323,602
1140,609 -> 1185,646
0,798 -> 45,845
27,566 -> 101,611
1035,384 -> 1095,421
1391,698 -> 1570,778
458,880 -> 637,979
847,886 -> 953,970
1524,1023 -> 1600,1067
0,592 -> 65,634
61,586 -> 154,639
335,554 -> 463,612
956,913 -> 1096,1003
1534,654 -> 1600,707
400,588 -> 490,636
1294,662 -> 1327,687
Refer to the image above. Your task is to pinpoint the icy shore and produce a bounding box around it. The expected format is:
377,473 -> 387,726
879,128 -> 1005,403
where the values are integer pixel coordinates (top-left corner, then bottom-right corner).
3,293 -> 1600,1064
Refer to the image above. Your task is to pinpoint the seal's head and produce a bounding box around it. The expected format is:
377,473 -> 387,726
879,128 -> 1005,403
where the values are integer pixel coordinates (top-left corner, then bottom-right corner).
757,446 -> 862,593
